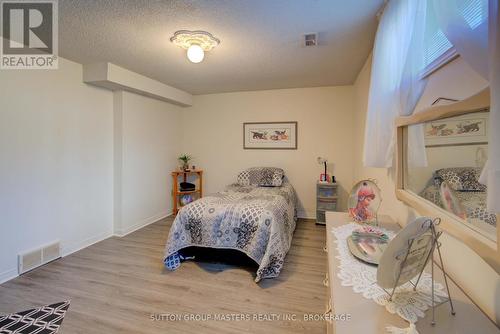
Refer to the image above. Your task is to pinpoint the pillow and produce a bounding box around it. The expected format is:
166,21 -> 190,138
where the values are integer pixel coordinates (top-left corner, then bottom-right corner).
435,167 -> 486,192
237,167 -> 284,187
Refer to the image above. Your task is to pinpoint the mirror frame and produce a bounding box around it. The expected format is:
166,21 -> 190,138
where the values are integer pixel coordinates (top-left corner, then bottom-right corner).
395,88 -> 500,273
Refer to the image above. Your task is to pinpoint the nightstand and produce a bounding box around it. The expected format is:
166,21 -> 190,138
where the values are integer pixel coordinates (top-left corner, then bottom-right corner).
316,182 -> 338,225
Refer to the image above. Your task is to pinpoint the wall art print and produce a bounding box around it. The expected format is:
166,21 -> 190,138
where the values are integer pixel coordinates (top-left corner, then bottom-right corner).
243,121 -> 297,149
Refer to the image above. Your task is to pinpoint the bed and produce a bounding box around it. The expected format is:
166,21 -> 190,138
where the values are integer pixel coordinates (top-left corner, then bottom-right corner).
419,167 -> 497,235
163,167 -> 297,282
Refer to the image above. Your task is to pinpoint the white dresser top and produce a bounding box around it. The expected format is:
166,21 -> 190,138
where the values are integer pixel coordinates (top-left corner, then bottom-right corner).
325,211 -> 499,334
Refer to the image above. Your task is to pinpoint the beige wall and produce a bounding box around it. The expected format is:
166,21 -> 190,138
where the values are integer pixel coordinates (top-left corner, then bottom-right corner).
0,58 -> 114,283
114,91 -> 183,236
352,56 -> 499,323
182,87 -> 355,218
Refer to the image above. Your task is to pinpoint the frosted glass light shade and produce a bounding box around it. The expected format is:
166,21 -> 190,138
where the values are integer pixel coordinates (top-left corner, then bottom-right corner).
187,44 -> 204,63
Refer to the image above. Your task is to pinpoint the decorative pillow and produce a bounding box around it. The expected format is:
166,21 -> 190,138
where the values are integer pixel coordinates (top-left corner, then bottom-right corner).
237,167 -> 284,187
435,167 -> 486,192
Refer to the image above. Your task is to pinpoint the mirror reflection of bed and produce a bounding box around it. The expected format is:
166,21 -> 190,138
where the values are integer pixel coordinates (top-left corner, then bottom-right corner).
404,109 -> 496,241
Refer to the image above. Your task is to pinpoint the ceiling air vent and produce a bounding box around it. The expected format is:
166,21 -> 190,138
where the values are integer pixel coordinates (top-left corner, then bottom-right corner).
304,33 -> 318,47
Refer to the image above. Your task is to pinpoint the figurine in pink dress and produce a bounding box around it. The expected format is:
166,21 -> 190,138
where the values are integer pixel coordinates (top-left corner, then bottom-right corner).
349,182 -> 376,222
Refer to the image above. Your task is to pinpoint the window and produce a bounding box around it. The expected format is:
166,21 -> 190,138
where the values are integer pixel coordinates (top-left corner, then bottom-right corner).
424,2 -> 454,68
460,0 -> 488,29
422,0 -> 488,76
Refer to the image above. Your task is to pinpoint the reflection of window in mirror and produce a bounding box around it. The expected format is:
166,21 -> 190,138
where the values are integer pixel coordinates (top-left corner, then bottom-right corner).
404,109 -> 497,242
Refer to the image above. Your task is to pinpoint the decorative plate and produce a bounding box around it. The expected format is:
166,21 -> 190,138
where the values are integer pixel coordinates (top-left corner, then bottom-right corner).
439,181 -> 467,220
377,217 -> 434,289
348,180 -> 382,225
347,234 -> 388,265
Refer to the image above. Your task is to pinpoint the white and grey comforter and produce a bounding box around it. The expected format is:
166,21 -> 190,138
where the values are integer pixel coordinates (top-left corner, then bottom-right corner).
163,182 -> 297,282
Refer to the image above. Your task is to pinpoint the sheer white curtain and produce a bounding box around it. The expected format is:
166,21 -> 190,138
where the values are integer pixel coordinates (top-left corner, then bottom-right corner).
434,0 -> 499,213
433,0 -> 489,78
363,0 -> 428,168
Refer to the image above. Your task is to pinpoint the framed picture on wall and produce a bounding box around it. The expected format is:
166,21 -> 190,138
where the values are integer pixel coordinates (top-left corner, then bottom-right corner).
243,121 -> 297,149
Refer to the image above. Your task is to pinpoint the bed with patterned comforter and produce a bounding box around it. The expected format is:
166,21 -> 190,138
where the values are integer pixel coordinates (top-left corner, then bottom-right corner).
163,181 -> 297,282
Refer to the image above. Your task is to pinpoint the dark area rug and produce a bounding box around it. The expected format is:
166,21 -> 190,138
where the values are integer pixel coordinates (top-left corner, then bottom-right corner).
0,300 -> 70,334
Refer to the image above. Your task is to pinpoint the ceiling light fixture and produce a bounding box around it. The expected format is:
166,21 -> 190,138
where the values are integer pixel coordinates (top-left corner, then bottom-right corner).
170,30 -> 220,63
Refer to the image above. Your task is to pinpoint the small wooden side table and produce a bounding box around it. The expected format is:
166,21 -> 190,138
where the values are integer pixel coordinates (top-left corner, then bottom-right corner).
172,170 -> 203,215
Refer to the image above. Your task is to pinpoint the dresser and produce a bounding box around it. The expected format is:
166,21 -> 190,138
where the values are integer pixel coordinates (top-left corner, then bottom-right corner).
324,212 -> 499,334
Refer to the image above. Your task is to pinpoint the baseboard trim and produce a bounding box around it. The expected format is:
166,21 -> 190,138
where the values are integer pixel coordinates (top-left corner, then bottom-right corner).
0,213 -> 172,285
0,230 -> 113,285
297,210 -> 315,220
0,268 -> 18,284
114,211 -> 172,238
62,230 -> 113,258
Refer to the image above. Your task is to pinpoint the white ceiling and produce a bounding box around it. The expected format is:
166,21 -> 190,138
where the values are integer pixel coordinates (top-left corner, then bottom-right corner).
59,0 -> 383,95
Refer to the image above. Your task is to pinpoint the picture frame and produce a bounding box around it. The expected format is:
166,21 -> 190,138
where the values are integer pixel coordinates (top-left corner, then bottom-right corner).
243,121 -> 297,149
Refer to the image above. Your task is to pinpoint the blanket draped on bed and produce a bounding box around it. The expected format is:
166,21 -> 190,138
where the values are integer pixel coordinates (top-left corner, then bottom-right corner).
163,182 -> 297,282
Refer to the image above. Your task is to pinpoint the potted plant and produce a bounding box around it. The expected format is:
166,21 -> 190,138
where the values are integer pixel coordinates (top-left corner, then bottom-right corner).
178,154 -> 192,171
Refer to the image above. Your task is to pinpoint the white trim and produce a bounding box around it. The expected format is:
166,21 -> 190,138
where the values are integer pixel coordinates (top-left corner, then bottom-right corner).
297,210 -> 315,220
421,47 -> 459,79
0,268 -> 18,284
0,211 -> 172,284
0,230 -> 113,285
62,230 -> 113,257
0,214 -> 170,285
114,211 -> 172,237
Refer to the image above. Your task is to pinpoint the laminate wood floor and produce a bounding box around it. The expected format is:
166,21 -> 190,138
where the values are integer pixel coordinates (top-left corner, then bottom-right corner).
0,217 -> 327,334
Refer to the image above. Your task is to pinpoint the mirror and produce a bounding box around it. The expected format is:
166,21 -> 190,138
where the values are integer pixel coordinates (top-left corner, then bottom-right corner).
396,88 -> 499,273
404,109 -> 496,242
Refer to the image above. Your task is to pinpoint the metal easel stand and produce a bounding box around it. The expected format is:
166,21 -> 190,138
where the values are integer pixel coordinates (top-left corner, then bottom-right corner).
383,218 -> 456,326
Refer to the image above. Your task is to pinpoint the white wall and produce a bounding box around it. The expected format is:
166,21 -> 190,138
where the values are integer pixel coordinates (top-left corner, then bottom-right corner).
0,58 -> 114,282
352,56 -> 500,323
181,87 -> 355,218
0,58 -> 186,283
114,91 -> 182,236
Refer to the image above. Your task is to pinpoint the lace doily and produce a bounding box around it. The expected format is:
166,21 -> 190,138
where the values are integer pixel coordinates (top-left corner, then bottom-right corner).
332,223 -> 448,324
